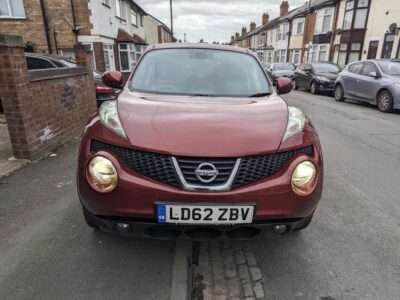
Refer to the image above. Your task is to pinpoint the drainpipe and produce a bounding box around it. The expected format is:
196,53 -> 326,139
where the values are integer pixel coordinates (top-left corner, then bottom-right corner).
39,0 -> 52,54
70,0 -> 79,44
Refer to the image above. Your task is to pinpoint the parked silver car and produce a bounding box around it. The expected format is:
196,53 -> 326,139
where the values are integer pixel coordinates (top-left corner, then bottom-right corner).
334,60 -> 400,112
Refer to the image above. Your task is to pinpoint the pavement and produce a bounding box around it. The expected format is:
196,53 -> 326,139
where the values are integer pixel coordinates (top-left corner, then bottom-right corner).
1,91 -> 399,300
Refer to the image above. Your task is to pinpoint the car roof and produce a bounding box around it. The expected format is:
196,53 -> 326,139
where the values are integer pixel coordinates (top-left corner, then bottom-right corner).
146,42 -> 253,55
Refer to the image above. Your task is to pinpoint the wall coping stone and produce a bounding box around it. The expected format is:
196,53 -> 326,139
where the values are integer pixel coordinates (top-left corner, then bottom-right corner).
28,67 -> 88,82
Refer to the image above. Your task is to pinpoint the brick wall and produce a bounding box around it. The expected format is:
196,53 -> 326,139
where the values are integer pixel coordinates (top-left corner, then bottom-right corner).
72,0 -> 92,36
0,0 -> 91,54
0,0 -> 48,52
0,35 -> 96,159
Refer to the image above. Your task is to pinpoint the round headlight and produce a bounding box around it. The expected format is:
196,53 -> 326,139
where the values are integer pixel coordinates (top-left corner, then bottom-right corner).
291,161 -> 317,195
87,156 -> 118,193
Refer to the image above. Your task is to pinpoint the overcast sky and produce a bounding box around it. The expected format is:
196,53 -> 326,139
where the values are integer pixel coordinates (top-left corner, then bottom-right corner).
135,0 -> 305,43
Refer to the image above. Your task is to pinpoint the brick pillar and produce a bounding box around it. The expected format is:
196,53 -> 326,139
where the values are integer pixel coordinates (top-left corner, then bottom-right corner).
0,34 -> 31,158
74,43 -> 93,74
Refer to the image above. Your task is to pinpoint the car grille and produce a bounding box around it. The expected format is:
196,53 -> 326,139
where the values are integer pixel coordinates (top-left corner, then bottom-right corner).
91,140 -> 181,187
175,157 -> 238,187
90,140 -> 313,190
232,146 -> 314,188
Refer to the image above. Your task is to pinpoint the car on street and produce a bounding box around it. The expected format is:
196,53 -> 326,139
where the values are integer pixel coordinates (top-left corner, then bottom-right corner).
294,62 -> 341,94
334,59 -> 400,112
77,43 -> 324,240
266,63 -> 296,85
25,53 -> 116,106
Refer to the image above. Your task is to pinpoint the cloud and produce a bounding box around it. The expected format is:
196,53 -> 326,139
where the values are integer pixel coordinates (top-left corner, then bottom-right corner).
136,0 -> 305,43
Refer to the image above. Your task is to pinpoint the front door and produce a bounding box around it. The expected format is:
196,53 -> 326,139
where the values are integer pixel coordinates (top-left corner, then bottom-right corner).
357,62 -> 382,103
367,41 -> 379,59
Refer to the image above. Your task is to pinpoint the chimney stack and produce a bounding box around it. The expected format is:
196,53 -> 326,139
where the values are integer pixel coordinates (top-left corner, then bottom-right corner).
250,22 -> 256,32
231,35 -> 235,42
280,0 -> 289,17
235,32 -> 240,39
241,26 -> 247,37
262,13 -> 270,25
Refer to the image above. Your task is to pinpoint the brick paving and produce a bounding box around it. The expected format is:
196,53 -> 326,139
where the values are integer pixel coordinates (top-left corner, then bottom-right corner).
193,242 -> 265,300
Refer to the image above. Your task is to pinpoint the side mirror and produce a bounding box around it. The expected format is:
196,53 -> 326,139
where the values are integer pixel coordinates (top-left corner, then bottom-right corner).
102,71 -> 124,89
276,77 -> 293,95
369,71 -> 380,79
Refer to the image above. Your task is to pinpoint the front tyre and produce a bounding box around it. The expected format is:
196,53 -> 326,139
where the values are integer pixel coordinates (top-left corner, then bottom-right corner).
310,82 -> 319,95
334,84 -> 345,102
377,90 -> 393,113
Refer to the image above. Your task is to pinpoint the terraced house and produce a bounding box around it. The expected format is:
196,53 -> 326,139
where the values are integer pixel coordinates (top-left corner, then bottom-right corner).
0,0 -> 173,74
231,0 -> 400,66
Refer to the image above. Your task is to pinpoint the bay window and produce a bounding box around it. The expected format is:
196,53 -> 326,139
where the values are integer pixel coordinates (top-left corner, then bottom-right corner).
119,43 -> 144,72
0,0 -> 25,18
309,44 -> 329,63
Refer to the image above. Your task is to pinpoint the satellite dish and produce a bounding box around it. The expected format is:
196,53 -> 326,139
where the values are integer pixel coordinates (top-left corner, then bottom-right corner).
389,23 -> 397,33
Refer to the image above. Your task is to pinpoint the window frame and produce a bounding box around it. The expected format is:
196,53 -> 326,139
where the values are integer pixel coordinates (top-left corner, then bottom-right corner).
0,0 -> 26,18
130,8 -> 138,26
118,43 -> 144,72
315,7 -> 334,34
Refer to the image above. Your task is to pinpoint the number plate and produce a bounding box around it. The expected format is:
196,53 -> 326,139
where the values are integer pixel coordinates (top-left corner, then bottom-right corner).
156,204 -> 255,225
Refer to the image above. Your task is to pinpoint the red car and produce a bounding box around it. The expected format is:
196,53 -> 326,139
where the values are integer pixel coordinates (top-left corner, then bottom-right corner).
78,44 -> 323,240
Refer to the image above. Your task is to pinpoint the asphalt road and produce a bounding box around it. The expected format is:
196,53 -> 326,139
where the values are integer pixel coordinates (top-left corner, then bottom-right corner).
0,141 -> 175,300
1,91 -> 400,300
248,91 -> 400,300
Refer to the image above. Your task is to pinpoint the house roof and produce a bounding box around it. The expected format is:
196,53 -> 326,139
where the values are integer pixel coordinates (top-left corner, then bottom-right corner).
117,29 -> 147,44
234,0 -> 337,40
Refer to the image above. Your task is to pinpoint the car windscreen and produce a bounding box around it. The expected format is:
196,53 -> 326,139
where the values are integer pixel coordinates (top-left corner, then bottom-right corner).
377,61 -> 400,76
273,64 -> 294,71
129,48 -> 271,97
313,63 -> 341,74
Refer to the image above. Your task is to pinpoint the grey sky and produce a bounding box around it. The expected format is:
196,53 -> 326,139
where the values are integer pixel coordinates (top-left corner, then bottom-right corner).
135,0 -> 305,43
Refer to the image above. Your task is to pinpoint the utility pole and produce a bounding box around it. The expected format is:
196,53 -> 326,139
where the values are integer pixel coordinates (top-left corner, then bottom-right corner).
170,0 -> 174,37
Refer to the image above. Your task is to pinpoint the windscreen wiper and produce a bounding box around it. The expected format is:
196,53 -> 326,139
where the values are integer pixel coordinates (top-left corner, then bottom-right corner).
248,92 -> 271,98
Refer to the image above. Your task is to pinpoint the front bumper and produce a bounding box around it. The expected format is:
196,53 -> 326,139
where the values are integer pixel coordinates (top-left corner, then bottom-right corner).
78,119 -> 324,230
316,80 -> 335,91
86,210 -> 312,240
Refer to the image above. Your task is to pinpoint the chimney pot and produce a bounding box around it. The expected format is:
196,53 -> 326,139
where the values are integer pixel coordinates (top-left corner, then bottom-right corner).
280,0 -> 289,17
241,26 -> 247,37
250,22 -> 256,32
262,13 -> 270,25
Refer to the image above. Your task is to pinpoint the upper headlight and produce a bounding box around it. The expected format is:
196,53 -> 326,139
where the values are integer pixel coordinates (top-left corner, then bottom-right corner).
315,76 -> 330,82
99,101 -> 127,139
283,106 -> 306,142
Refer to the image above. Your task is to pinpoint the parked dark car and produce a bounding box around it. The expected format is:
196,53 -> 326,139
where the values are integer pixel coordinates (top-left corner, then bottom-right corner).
294,62 -> 341,94
77,43 -> 324,240
267,63 -> 296,84
25,53 -> 116,106
335,59 -> 400,112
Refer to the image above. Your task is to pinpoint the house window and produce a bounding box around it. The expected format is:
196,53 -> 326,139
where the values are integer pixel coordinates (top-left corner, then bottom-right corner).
293,18 -> 305,35
130,9 -> 137,26
343,0 -> 369,30
315,7 -> 333,34
103,44 -> 115,71
275,49 -> 286,63
309,44 -> 329,63
116,0 -> 127,20
289,49 -> 301,64
0,0 -> 25,18
119,43 -> 144,72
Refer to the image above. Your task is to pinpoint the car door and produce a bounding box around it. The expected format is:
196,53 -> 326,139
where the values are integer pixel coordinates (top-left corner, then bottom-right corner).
342,62 -> 363,98
295,64 -> 312,89
357,62 -> 382,103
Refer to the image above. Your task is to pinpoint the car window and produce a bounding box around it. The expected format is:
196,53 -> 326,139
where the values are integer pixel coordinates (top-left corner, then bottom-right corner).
272,64 -> 295,71
348,62 -> 363,74
26,57 -> 56,70
130,48 -> 271,97
376,61 -> 400,76
313,63 -> 341,73
361,63 -> 378,76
